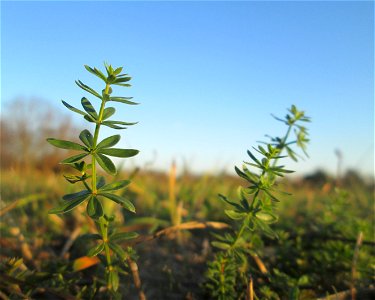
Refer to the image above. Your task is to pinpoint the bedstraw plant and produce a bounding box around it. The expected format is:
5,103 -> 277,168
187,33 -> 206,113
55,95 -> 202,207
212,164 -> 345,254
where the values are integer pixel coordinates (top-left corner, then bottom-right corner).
47,63 -> 139,295
205,105 -> 310,299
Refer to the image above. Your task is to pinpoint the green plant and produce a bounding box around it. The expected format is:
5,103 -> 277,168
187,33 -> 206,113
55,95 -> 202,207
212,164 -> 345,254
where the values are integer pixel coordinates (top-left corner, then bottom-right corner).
205,105 -> 311,299
47,63 -> 139,295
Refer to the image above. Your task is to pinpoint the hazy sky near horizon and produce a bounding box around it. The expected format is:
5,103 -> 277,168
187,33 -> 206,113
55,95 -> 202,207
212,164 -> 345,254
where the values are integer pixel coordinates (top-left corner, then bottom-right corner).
2,1 -> 374,176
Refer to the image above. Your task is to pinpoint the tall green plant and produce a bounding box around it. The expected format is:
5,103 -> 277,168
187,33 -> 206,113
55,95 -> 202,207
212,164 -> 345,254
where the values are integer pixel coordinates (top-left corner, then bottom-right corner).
47,63 -> 139,294
205,105 -> 310,299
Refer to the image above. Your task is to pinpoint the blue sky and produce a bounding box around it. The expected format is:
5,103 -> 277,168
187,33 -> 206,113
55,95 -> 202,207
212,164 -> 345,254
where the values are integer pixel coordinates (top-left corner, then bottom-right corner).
1,1 -> 374,177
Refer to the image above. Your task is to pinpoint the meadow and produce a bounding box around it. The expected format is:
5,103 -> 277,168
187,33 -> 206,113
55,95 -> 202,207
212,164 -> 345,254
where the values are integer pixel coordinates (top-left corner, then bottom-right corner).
0,65 -> 374,300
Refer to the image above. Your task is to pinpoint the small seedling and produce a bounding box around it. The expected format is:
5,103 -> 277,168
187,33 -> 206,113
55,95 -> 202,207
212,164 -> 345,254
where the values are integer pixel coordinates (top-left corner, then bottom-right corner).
47,63 -> 139,294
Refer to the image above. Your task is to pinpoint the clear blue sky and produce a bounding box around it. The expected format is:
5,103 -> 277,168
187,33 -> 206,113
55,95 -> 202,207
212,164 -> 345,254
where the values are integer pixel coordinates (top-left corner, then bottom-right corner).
1,1 -> 374,177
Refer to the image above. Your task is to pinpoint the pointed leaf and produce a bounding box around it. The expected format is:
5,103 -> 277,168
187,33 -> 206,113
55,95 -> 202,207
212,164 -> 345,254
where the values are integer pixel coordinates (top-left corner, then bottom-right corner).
102,122 -> 127,129
256,211 -> 278,224
97,176 -> 106,189
225,210 -> 247,220
60,153 -> 88,164
81,97 -> 98,119
96,135 -> 120,149
87,242 -> 105,257
109,97 -> 138,105
218,194 -> 243,211
108,268 -> 119,292
104,120 -> 138,126
99,180 -> 131,192
84,65 -> 107,82
47,138 -> 87,151
75,80 -> 102,99
86,196 -> 103,219
99,193 -> 135,213
211,241 -> 231,250
63,190 -> 91,201
79,130 -> 94,148
94,153 -> 116,175
48,196 -> 88,214
98,148 -> 139,158
61,100 -> 86,116
110,232 -> 139,241
103,107 -> 116,120
108,242 -> 127,261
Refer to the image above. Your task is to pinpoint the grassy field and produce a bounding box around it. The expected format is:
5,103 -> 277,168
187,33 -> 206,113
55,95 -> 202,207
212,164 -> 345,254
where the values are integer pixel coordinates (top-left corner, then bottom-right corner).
0,165 -> 374,299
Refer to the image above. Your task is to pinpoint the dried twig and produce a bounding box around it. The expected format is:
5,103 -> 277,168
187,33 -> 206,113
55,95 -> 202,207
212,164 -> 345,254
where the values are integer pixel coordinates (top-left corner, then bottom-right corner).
131,221 -> 229,246
127,258 -> 146,300
60,227 -> 82,258
246,275 -> 254,300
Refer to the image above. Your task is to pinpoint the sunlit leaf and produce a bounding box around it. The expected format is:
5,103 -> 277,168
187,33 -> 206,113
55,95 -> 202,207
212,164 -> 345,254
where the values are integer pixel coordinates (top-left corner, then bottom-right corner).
79,129 -> 94,148
87,242 -> 105,257
94,153 -> 116,175
47,138 -> 87,151
99,180 -> 131,192
98,193 -> 135,213
98,148 -> 139,158
96,135 -> 120,149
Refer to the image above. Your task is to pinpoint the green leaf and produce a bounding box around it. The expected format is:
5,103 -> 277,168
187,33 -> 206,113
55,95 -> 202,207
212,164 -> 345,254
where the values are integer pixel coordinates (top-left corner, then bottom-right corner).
104,120 -> 138,126
61,100 -> 86,116
99,193 -> 135,213
108,242 -> 127,261
60,153 -> 88,164
48,196 -> 88,214
79,130 -> 94,148
113,76 -> 131,84
113,67 -> 123,76
94,153 -> 116,175
109,96 -> 138,105
63,174 -> 84,184
84,65 -> 107,82
97,176 -> 106,189
81,97 -> 98,119
256,211 -> 278,224
63,190 -> 91,201
96,135 -> 120,149
108,268 -> 119,292
218,194 -> 243,211
80,233 -> 102,240
75,80 -> 102,99
86,196 -> 104,219
225,210 -> 247,220
247,150 -> 261,166
114,83 -> 131,87
253,218 -> 277,239
84,114 -> 97,123
99,180 -> 131,192
211,241 -> 231,250
47,138 -> 87,151
110,232 -> 138,241
87,242 -> 105,257
102,107 -> 116,120
101,122 -> 127,129
98,148 -> 139,158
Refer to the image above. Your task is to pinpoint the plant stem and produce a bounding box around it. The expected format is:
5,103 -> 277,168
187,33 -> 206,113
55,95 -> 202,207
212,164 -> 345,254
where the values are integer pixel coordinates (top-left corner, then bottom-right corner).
99,217 -> 112,268
91,83 -> 110,194
89,82 -> 114,282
